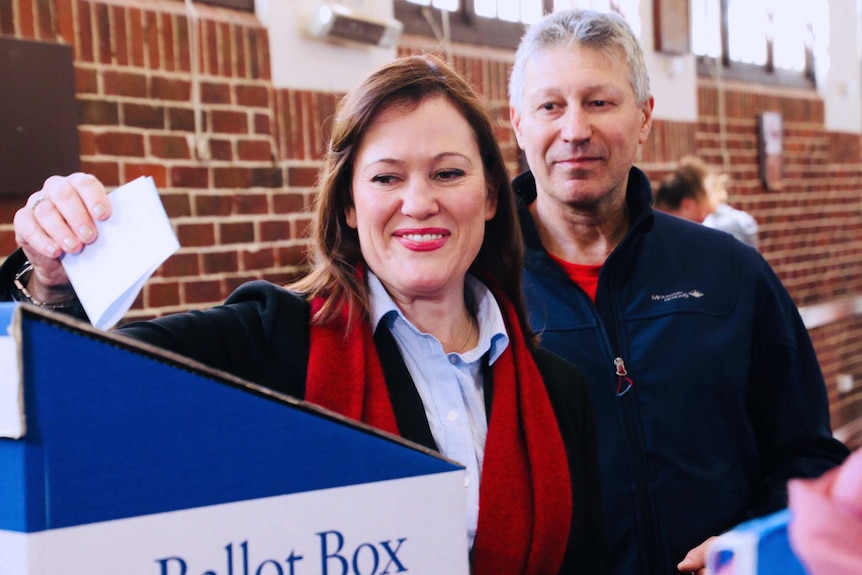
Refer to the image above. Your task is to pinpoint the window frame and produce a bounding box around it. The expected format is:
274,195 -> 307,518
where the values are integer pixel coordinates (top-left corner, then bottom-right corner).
393,0 -> 554,50
196,0 -> 254,11
693,0 -> 815,89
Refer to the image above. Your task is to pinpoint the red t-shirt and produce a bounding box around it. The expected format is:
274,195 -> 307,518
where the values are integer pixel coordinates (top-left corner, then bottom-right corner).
547,252 -> 602,302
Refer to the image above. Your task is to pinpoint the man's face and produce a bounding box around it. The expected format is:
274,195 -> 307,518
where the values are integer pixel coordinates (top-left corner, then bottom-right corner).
511,45 -> 653,210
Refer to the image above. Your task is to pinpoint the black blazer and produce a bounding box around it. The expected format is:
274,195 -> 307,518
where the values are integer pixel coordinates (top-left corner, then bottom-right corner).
0,253 -> 607,573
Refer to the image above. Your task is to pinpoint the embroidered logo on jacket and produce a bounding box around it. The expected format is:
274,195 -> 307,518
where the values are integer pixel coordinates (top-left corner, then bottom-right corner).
651,290 -> 704,302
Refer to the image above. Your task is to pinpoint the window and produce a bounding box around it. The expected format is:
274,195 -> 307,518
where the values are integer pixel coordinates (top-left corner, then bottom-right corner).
395,0 -> 641,50
691,0 -> 827,87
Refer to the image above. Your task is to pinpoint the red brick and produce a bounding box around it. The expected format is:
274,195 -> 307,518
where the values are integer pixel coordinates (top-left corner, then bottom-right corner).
202,81 -> 231,104
160,193 -> 192,218
78,99 -> 119,125
293,216 -> 313,240
111,5 -> 128,65
220,221 -> 255,244
260,220 -> 292,242
124,163 -> 167,188
145,281 -> 181,308
78,129 -> 96,155
250,168 -> 283,189
255,28 -> 270,80
0,229 -> 17,255
277,245 -> 309,267
184,279 -> 222,304
196,194 -> 233,216
242,246 -> 276,271
18,0 -> 35,38
176,15 -> 191,72
177,223 -> 215,247
211,110 -> 248,134
235,193 -> 269,214
75,67 -> 98,94
151,75 -> 192,101
235,84 -> 268,108
35,0 -> 53,40
146,10 -> 160,69
161,13 -> 175,72
233,24 -> 247,78
274,192 -> 307,214
205,20 -> 218,75
80,160 -> 119,186
76,1 -> 93,62
171,166 -> 209,188
150,135 -> 191,160
103,70 -> 147,98
253,112 -> 272,136
287,166 -> 319,187
237,139 -> 272,161
219,21 -> 232,77
129,7 -> 145,67
95,132 -> 145,157
213,167 -> 250,188
202,250 -> 238,274
168,108 -> 196,132
0,0 -> 14,36
95,2 -> 111,64
160,252 -> 199,277
208,139 -> 233,161
124,103 -> 166,129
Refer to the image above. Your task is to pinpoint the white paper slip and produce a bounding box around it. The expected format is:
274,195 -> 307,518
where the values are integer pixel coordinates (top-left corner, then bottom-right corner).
62,176 -> 180,330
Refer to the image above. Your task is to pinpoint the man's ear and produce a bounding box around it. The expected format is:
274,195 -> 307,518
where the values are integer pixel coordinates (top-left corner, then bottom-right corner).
510,105 -> 525,150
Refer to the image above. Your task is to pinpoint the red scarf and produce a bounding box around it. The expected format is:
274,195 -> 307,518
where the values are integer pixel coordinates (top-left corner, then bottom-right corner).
305,283 -> 572,575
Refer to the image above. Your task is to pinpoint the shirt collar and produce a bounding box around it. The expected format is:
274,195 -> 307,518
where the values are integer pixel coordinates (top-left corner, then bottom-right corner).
367,271 -> 509,364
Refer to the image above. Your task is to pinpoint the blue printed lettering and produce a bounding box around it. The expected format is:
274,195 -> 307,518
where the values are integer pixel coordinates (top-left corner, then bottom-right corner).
156,557 -> 187,575
380,539 -> 407,574
351,543 -> 379,575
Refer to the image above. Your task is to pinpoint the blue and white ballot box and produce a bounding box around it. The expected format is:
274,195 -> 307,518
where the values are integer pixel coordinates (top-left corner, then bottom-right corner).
0,303 -> 468,575
706,509 -> 809,575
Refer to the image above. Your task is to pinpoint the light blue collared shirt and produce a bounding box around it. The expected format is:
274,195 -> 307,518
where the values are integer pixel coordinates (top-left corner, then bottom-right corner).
367,272 -> 509,548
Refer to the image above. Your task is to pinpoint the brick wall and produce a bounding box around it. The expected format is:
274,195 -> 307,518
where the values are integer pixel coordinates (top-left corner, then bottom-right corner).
2,1 -> 862,427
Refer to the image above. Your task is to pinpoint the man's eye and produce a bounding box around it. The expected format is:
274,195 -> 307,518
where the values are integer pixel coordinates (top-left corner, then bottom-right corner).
591,100 -> 608,107
540,102 -> 558,111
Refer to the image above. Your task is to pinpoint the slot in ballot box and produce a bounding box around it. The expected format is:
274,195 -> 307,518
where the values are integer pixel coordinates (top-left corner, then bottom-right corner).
0,303 -> 468,575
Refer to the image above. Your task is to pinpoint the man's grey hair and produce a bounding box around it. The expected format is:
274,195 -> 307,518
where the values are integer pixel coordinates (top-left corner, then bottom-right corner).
509,9 -> 652,112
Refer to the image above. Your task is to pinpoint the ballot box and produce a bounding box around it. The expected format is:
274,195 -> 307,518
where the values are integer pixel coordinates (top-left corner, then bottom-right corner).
706,509 -> 809,575
0,303 -> 468,575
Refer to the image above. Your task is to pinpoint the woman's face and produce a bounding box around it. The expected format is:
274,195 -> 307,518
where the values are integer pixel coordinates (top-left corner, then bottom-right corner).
346,96 -> 497,305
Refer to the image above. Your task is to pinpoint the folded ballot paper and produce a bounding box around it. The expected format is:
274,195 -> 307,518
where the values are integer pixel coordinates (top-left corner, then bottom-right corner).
62,176 -> 180,330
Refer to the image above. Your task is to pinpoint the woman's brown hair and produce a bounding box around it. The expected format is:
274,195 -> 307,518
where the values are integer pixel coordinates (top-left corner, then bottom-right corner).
290,54 -> 531,343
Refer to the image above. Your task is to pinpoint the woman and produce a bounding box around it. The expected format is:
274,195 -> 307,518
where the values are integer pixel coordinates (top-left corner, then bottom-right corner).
2,54 -> 606,574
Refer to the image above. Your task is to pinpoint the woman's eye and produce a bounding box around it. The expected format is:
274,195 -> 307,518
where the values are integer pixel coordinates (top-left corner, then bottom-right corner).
371,174 -> 398,184
435,169 -> 465,181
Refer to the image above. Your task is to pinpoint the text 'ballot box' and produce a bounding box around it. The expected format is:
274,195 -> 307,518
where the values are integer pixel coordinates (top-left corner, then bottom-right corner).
0,303 -> 468,575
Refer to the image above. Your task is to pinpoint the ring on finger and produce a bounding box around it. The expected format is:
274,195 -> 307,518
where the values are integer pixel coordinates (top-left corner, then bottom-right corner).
31,195 -> 48,211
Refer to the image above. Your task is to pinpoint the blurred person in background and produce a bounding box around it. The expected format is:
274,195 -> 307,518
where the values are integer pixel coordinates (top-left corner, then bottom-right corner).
653,162 -> 715,223
682,155 -> 760,249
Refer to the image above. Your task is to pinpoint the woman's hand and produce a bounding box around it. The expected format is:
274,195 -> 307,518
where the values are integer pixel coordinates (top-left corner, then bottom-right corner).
12,173 -> 111,302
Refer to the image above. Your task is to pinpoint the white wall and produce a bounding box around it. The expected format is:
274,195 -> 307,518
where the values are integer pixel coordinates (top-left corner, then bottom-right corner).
254,0 -> 398,93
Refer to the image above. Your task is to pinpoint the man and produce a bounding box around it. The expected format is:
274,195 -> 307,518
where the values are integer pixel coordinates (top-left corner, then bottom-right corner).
508,9 -> 848,575
653,163 -> 715,224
